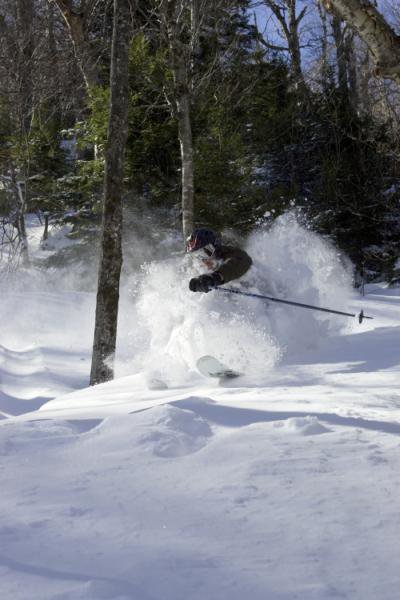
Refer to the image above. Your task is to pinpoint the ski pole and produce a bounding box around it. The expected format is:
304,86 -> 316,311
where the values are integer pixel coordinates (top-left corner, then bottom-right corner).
216,287 -> 373,324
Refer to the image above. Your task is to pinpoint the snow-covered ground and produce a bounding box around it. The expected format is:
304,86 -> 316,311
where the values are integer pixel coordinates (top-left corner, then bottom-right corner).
1,215 -> 400,599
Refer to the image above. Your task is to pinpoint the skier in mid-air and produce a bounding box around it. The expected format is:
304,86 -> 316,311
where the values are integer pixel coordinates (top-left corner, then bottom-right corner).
186,228 -> 252,293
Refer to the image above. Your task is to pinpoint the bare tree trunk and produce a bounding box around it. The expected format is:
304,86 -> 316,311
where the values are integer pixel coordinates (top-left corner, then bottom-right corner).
42,212 -> 50,244
321,0 -> 400,85
177,92 -> 194,240
287,0 -> 306,90
162,0 -> 195,239
170,39 -> 194,240
16,0 -> 34,135
317,0 -> 332,93
15,0 -> 34,266
331,14 -> 349,97
359,47 -> 371,113
345,33 -> 359,108
46,2 -> 60,96
51,0 -> 101,89
90,0 -> 132,386
262,0 -> 308,92
190,0 -> 200,85
10,165 -> 29,266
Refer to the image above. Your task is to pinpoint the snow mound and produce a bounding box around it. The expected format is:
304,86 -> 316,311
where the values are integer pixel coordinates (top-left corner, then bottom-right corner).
137,404 -> 213,457
52,579 -> 143,600
274,416 -> 331,436
92,403 -> 214,458
0,420 -> 82,455
0,344 -> 44,375
0,344 -> 52,415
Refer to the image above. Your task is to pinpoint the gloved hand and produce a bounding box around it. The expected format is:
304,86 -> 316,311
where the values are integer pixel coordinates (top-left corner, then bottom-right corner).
189,272 -> 223,293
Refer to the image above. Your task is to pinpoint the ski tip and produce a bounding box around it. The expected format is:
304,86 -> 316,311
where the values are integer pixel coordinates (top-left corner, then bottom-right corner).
146,377 -> 168,390
196,355 -> 241,379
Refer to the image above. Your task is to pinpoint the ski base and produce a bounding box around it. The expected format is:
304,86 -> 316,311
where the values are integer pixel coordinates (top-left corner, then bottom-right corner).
196,355 -> 241,379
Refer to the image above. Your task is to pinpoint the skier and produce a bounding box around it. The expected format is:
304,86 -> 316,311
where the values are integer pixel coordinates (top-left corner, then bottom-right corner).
186,228 -> 252,293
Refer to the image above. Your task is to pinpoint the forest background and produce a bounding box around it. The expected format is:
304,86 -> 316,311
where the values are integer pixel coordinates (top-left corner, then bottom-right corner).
1,0 -> 400,380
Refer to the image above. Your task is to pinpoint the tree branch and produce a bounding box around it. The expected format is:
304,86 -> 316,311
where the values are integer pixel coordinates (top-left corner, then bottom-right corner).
255,32 -> 288,52
263,1 -> 290,38
295,5 -> 307,27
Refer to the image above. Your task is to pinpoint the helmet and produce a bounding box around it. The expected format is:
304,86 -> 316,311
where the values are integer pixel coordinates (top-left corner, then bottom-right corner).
186,228 -> 220,254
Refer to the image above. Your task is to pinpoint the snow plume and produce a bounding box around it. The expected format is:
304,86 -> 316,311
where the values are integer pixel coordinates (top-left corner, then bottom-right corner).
120,257 -> 280,384
246,212 -> 354,357
119,212 -> 353,383
0,208 -> 353,389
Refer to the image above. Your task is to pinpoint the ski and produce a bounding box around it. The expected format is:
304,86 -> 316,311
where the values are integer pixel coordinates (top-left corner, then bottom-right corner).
196,355 -> 241,379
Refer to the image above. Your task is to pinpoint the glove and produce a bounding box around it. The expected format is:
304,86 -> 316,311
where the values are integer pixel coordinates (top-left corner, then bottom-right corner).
189,272 -> 223,293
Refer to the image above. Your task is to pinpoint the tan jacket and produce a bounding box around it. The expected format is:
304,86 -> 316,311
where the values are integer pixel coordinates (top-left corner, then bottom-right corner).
215,245 -> 252,284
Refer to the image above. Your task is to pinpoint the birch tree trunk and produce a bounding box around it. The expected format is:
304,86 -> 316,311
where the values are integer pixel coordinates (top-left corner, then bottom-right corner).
169,39 -> 194,241
90,0 -> 132,386
177,93 -> 194,241
321,0 -> 400,85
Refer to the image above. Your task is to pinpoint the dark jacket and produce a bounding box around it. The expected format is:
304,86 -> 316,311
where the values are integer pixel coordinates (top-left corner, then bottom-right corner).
214,245 -> 252,284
